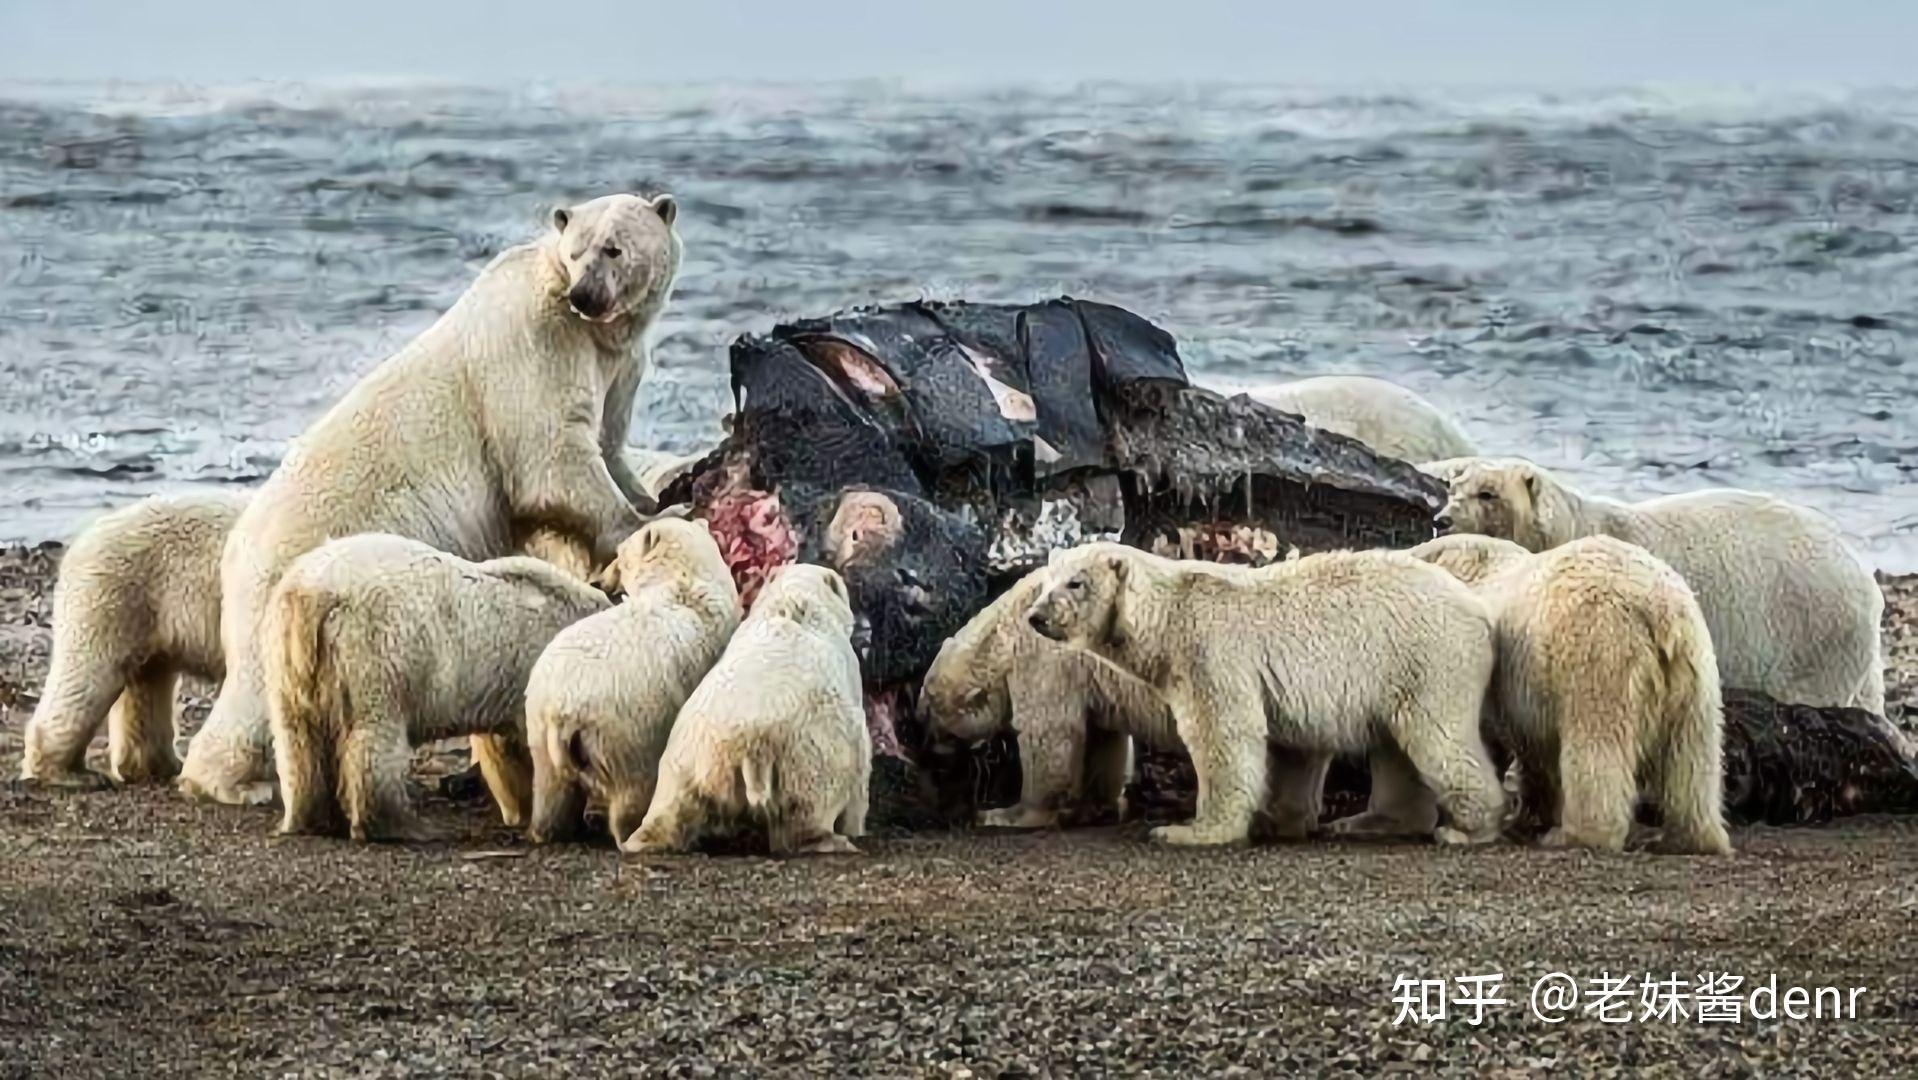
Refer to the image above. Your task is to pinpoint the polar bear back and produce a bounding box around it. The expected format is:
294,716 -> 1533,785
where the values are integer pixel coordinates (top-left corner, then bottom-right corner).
57,491 -> 247,679
1142,551 -> 1494,752
1245,375 -> 1476,464
272,534 -> 608,743
1626,489 -> 1882,702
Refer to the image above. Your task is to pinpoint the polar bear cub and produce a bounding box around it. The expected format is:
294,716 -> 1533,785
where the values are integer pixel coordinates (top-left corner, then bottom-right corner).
625,564 -> 870,856
1027,543 -> 1504,846
21,492 -> 246,785
182,192 -> 680,806
1410,534 -> 1732,855
265,534 -> 609,841
1427,457 -> 1886,717
523,518 -> 740,845
1245,375 -> 1476,464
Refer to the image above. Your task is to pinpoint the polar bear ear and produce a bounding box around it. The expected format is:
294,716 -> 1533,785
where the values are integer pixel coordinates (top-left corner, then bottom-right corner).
551,207 -> 571,233
651,193 -> 678,228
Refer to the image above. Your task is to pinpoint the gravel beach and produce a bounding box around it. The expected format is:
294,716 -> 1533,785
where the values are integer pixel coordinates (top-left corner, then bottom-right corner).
3,545 -> 1917,1075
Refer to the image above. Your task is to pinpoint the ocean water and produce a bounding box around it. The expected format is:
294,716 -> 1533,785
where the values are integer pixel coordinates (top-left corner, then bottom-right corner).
2,81 -> 1915,567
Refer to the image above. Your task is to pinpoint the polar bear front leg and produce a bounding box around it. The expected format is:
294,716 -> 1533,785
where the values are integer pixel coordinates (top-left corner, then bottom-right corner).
980,718 -> 1086,829
1326,743 -> 1438,839
1152,692 -> 1265,847
1069,726 -> 1132,826
516,426 -> 644,568
599,358 -> 659,514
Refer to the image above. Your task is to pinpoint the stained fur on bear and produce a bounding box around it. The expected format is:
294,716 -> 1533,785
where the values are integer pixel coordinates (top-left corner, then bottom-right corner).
1411,533 -> 1732,855
21,492 -> 246,785
265,534 -> 609,842
524,518 -> 740,846
182,193 -> 680,805
625,564 -> 870,856
1027,543 -> 1504,847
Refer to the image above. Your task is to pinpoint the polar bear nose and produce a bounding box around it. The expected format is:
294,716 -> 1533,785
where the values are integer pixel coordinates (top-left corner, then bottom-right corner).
1027,611 -> 1050,634
567,283 -> 607,319
1434,515 -> 1453,532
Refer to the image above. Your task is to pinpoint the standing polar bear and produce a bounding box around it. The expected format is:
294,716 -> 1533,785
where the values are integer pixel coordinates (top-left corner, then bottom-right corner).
625,564 -> 870,856
266,534 -> 609,842
523,517 -> 741,846
20,492 -> 246,785
1026,543 -> 1505,847
1426,458 -> 1886,718
1244,375 -> 1476,464
923,571 -> 1336,835
182,192 -> 681,805
1409,534 -> 1732,855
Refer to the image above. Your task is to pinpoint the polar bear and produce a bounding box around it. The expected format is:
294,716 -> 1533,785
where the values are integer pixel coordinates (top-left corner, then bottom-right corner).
1244,375 -> 1476,464
1026,543 -> 1504,846
523,517 -> 740,845
1409,533 -> 1732,855
625,564 -> 870,856
922,571 -> 1338,836
20,492 -> 247,785
921,572 -> 1161,829
181,192 -> 681,805
1427,457 -> 1886,717
265,534 -> 609,841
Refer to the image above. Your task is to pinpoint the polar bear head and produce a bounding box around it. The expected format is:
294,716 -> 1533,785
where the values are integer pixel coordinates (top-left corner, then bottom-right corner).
751,562 -> 856,639
601,516 -> 736,607
549,192 -> 681,325
1406,533 -> 1531,587
920,626 -> 1009,743
1429,458 -> 1574,553
1025,542 -> 1137,653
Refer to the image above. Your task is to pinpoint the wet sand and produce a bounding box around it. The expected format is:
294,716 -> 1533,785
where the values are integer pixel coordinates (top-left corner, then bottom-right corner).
2,545 -> 1916,1075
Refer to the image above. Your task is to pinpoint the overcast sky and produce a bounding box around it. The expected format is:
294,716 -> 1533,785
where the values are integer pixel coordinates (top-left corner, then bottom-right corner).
3,0 -> 1912,88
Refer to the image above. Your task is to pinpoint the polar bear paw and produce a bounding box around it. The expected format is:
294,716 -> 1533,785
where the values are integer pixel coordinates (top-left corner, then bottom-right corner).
1149,823 -> 1245,847
1434,825 -> 1499,847
978,806 -> 1059,830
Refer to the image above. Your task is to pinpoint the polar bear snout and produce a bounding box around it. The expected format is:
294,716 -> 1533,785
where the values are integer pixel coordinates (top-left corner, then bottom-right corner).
566,281 -> 611,321
1027,606 -> 1064,641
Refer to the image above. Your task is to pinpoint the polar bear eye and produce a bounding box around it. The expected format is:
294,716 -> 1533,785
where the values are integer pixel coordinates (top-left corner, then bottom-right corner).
1476,490 -> 1497,501
1067,577 -> 1086,592
602,245 -> 623,259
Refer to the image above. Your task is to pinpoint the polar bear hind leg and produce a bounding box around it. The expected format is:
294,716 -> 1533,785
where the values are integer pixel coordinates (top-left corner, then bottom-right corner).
1325,743 -> 1438,839
471,732 -> 534,828
107,665 -> 183,784
339,714 -> 431,843
1384,697 -> 1502,845
1257,746 -> 1332,840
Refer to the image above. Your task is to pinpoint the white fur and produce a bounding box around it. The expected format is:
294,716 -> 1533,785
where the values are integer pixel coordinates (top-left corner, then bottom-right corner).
265,534 -> 608,841
1245,375 -> 1476,463
182,192 -> 681,805
625,564 -> 871,856
524,518 -> 740,846
21,492 -> 246,785
1027,543 -> 1504,847
1428,457 -> 1886,716
1411,533 -> 1732,855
